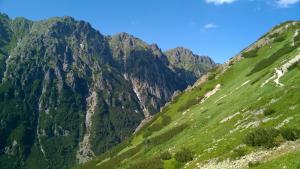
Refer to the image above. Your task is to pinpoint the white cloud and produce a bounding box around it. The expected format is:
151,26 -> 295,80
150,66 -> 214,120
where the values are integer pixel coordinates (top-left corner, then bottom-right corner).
201,23 -> 218,32
203,23 -> 217,29
205,0 -> 238,5
277,0 -> 300,7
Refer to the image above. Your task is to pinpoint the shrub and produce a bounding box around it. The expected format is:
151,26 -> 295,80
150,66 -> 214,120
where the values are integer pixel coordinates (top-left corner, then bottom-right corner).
143,115 -> 172,138
248,161 -> 260,167
248,44 -> 297,76
273,36 -> 285,43
295,31 -> 300,46
129,157 -> 163,169
242,48 -> 259,58
244,127 -> 279,148
229,60 -> 234,66
296,129 -> 300,139
161,115 -> 171,126
177,98 -> 199,112
263,108 -> 276,116
280,128 -> 298,141
174,148 -> 193,163
96,144 -> 142,169
271,33 -> 286,43
208,73 -> 216,80
143,130 -> 152,138
149,123 -> 163,132
231,146 -> 248,159
297,162 -> 300,169
288,62 -> 300,71
269,32 -> 279,39
159,151 -> 172,160
148,124 -> 188,145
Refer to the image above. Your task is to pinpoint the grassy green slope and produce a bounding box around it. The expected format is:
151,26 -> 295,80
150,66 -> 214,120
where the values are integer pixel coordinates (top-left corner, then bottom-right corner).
79,21 -> 300,169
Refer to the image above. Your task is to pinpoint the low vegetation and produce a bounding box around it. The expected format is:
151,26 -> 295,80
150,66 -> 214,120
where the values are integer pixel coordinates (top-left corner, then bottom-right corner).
174,148 -> 193,163
250,71 -> 270,85
244,127 -> 300,149
280,128 -> 300,141
248,161 -> 261,168
242,48 -> 259,58
147,124 -> 188,145
244,127 -> 279,148
248,43 -> 297,76
263,108 -> 276,116
270,33 -> 286,43
231,146 -> 249,159
159,151 -> 172,160
143,115 -> 172,138
95,144 -> 143,169
288,61 -> 300,71
177,97 -> 200,112
129,157 -> 163,169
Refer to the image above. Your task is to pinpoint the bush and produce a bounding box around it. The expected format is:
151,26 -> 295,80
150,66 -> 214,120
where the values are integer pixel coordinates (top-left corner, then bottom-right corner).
96,144 -> 143,169
288,62 -> 300,71
248,161 -> 260,167
177,97 -> 200,113
148,124 -> 188,145
161,115 -> 171,126
280,128 -> 299,141
208,73 -> 216,80
143,130 -> 152,138
242,48 -> 259,58
143,115 -> 172,138
174,148 -> 193,163
263,108 -> 276,116
248,44 -> 297,76
295,31 -> 300,46
296,129 -> 300,139
149,123 -> 163,132
250,71 -> 269,85
231,146 -> 248,159
159,151 -> 172,160
270,33 -> 286,43
244,127 -> 279,148
269,32 -> 279,39
129,157 -> 163,169
273,36 -> 285,43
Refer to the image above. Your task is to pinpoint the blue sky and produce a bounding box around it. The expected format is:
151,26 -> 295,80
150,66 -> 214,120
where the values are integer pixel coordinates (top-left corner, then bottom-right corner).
0,0 -> 300,63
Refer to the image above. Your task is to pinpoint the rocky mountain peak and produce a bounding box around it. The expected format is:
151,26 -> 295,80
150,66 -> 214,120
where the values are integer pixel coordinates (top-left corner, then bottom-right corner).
110,32 -> 148,50
170,47 -> 194,57
165,47 -> 214,64
164,47 -> 216,78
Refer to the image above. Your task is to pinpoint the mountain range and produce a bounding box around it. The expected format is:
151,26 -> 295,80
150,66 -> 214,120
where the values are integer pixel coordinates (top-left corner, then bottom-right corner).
80,21 -> 300,169
0,13 -> 215,169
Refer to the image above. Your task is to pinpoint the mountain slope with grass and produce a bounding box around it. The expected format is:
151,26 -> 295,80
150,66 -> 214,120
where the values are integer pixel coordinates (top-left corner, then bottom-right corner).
80,21 -> 300,169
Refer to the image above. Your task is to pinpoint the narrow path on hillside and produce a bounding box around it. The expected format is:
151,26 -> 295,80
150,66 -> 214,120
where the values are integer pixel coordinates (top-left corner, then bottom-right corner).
261,53 -> 300,87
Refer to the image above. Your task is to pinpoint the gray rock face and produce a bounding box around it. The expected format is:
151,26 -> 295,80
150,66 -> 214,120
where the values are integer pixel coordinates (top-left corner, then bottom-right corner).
165,47 -> 216,81
0,13 -> 215,169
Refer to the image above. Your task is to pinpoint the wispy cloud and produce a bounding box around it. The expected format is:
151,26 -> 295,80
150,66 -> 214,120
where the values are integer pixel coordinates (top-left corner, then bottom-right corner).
203,23 -> 218,29
205,0 -> 300,7
205,0 -> 238,5
276,0 -> 300,7
201,23 -> 218,32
